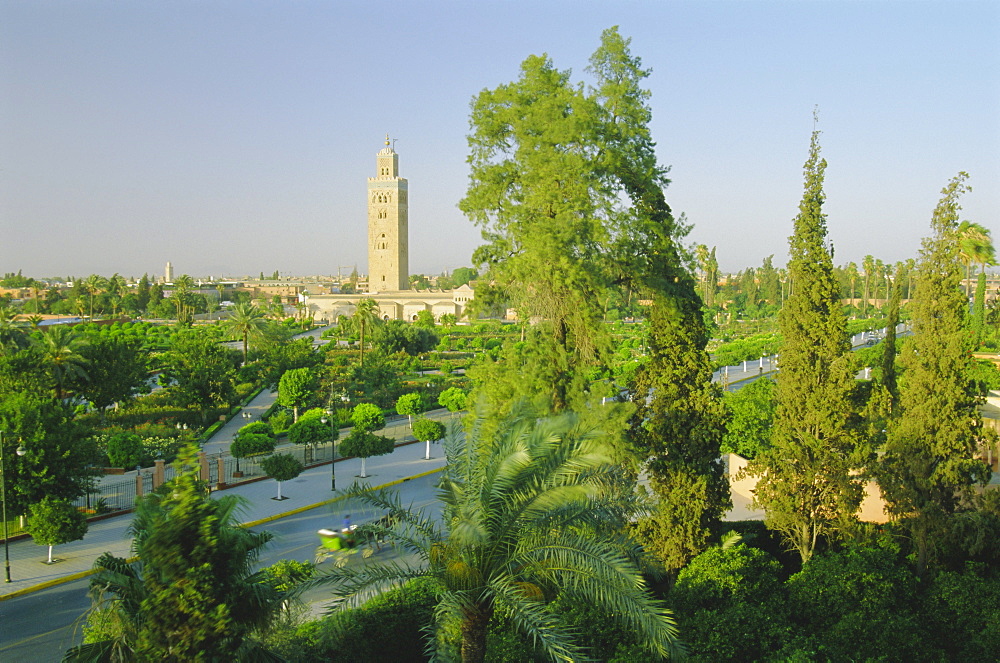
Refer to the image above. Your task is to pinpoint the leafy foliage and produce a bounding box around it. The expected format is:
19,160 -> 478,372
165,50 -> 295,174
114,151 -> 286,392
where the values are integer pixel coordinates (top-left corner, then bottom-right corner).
411,417 -> 445,444
350,402 -> 385,433
27,495 -> 88,548
720,377 -> 776,459
313,406 -> 680,663
67,447 -> 285,661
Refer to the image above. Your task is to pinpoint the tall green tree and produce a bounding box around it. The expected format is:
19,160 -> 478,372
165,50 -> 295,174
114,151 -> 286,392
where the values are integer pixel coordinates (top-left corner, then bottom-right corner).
879,173 -> 992,574
171,274 -> 195,325
84,274 -> 107,319
584,26 -> 730,576
957,220 -> 995,298
314,407 -> 680,663
0,391 -> 97,515
460,48 -> 608,414
743,123 -> 862,564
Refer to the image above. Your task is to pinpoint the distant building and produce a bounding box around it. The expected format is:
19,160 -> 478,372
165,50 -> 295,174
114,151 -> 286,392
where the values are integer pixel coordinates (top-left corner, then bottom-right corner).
164,261 -> 174,283
368,135 -> 409,292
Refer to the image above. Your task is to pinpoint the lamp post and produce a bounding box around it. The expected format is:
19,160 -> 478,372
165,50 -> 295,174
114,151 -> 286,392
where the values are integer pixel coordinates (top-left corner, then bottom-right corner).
322,392 -> 350,492
2,431 -> 27,583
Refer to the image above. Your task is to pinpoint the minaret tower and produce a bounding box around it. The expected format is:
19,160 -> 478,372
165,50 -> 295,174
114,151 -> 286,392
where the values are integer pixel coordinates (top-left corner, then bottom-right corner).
367,135 -> 409,292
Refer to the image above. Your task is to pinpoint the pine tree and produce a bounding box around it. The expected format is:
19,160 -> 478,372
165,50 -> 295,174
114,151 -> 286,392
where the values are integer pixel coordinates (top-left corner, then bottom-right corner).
879,172 -> 991,574
743,122 -> 862,564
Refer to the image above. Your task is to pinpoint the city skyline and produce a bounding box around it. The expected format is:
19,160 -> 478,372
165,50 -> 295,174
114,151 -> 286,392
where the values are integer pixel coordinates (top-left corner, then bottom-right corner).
2,1 -> 997,279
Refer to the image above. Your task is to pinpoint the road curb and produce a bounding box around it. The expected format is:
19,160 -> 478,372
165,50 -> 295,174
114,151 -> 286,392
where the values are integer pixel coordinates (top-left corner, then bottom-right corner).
243,466 -> 445,528
0,466 -> 446,602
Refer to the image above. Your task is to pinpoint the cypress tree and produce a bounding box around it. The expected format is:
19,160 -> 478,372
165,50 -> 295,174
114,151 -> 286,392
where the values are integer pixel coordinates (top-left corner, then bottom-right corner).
743,123 -> 862,564
585,27 -> 729,575
879,172 -> 991,574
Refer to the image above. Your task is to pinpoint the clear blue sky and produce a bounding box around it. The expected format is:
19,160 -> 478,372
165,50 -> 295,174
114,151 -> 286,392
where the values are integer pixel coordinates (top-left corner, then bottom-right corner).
2,1 -> 997,279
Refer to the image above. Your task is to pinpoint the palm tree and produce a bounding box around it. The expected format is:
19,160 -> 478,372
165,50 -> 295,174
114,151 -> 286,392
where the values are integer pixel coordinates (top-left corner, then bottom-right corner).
862,254 -> 875,316
0,307 -> 29,354
958,221 -> 996,298
66,450 -> 286,661
84,274 -> 107,319
171,274 -> 195,325
352,298 -> 379,367
845,261 -> 859,305
314,408 -> 680,663
224,301 -> 269,365
33,325 -> 89,400
106,274 -> 126,318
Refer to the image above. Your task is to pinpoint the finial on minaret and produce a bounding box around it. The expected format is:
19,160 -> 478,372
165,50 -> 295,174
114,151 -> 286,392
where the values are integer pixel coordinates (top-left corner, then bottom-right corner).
385,133 -> 390,146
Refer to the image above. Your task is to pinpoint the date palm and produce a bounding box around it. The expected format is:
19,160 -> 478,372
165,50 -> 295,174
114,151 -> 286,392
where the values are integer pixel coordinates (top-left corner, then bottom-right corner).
352,298 -> 379,367
224,301 -> 269,365
957,221 -> 995,298
33,325 -> 89,400
171,274 -> 195,325
314,407 -> 680,662
0,307 -> 29,354
84,274 -> 107,319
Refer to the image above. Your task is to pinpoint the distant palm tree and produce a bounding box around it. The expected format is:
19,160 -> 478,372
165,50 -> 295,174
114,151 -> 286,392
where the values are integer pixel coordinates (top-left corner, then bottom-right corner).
33,325 -> 89,400
352,298 -> 379,367
862,254 -> 875,316
106,274 -> 126,318
84,274 -> 107,319
314,407 -> 681,662
0,308 -> 29,354
845,261 -> 859,303
172,274 -> 195,325
957,221 -> 996,298
224,301 -> 269,365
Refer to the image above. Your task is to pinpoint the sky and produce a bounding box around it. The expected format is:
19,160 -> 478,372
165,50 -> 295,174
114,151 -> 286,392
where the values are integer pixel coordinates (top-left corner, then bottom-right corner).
1,0 -> 997,280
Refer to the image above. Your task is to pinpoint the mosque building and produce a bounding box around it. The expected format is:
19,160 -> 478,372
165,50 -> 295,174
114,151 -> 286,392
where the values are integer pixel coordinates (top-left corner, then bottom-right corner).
302,137 -> 474,322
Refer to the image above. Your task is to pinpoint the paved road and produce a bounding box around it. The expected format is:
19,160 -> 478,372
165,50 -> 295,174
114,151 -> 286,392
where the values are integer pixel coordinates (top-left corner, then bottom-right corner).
0,430 -> 454,660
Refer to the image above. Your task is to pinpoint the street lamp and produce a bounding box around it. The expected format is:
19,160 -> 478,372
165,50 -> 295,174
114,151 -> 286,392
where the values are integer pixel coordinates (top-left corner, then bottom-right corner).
2,431 -> 28,583
322,392 -> 350,492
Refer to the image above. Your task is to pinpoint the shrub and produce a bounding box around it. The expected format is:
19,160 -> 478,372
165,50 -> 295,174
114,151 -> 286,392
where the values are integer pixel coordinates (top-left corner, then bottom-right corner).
105,432 -> 145,468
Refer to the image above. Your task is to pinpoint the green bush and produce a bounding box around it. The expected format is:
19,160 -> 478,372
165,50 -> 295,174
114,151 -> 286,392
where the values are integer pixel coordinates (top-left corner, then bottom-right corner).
230,433 -> 276,459
237,420 -> 274,439
105,432 -> 145,468
266,577 -> 438,662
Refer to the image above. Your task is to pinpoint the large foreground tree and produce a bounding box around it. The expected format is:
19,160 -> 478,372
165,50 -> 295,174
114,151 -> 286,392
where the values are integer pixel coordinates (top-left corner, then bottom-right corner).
66,448 -> 285,661
743,122 -> 862,564
313,407 -> 680,662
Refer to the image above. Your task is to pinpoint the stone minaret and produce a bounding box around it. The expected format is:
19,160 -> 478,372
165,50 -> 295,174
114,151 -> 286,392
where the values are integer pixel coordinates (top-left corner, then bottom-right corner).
367,135 -> 408,292
164,261 -> 174,283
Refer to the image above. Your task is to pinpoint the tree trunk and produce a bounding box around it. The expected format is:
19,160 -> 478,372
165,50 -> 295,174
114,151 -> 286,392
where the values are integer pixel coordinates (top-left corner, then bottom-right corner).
359,457 -> 367,478
460,606 -> 493,663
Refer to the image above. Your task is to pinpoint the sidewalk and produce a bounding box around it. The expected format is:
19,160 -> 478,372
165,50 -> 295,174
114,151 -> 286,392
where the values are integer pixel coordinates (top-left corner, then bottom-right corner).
0,421 -> 456,600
